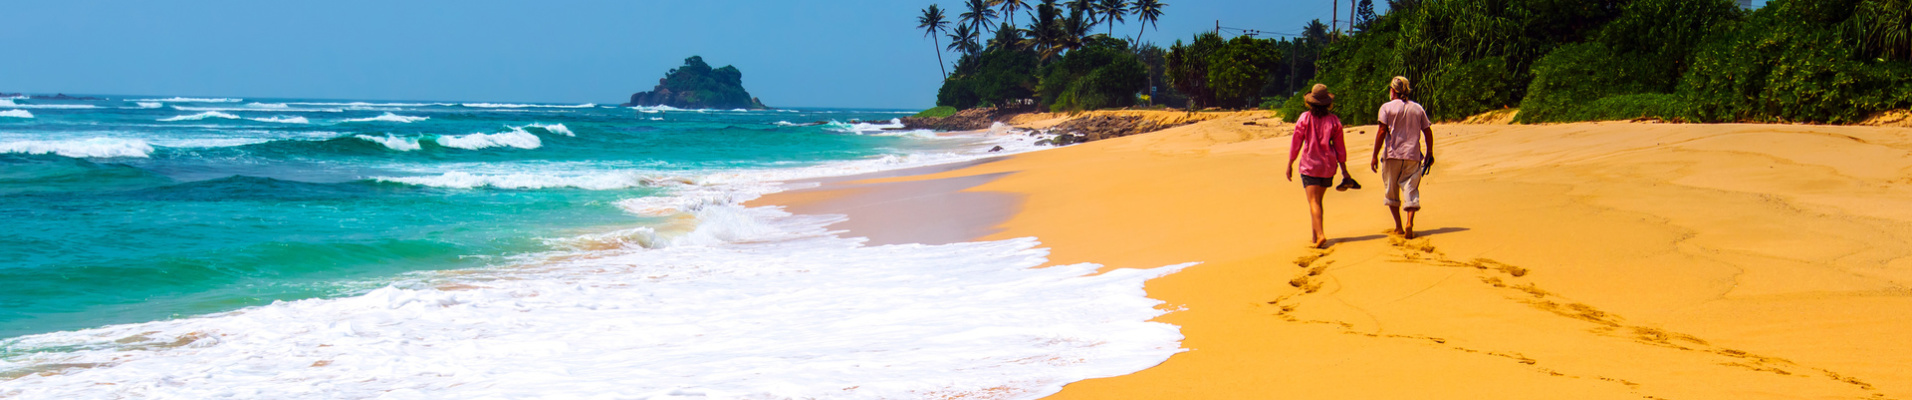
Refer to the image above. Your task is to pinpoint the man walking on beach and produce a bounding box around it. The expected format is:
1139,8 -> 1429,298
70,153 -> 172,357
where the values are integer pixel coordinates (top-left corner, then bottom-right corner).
1371,76 -> 1434,239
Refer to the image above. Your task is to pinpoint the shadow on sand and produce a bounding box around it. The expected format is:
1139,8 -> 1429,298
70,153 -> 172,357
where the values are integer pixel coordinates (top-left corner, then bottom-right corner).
1335,227 -> 1471,245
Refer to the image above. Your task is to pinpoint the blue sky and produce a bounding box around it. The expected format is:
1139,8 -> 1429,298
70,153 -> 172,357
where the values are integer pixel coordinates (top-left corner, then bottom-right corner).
1,0 -> 1763,109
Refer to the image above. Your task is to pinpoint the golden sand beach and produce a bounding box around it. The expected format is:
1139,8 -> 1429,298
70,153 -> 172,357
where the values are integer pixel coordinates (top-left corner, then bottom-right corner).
757,111 -> 1912,399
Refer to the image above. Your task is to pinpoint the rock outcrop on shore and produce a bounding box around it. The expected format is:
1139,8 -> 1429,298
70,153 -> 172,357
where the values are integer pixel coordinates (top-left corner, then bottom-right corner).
900,107 -> 1015,131
623,56 -> 770,110
1049,115 -> 1193,141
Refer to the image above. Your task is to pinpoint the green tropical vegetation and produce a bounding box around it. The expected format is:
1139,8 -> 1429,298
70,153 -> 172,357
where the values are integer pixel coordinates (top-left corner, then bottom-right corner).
919,0 -> 1911,124
920,0 -> 1177,112
1283,0 -> 1912,125
913,106 -> 961,118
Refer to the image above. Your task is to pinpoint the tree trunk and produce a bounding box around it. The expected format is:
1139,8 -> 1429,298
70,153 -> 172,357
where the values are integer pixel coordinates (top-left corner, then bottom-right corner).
934,36 -> 948,80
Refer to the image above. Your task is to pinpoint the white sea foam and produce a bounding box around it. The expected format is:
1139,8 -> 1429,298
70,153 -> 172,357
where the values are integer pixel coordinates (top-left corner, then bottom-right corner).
288,102 -> 455,107
631,105 -> 683,113
134,102 -> 163,109
0,109 -> 32,118
525,123 -> 572,136
245,102 -> 289,109
354,134 -> 421,151
460,102 -> 596,109
433,127 -> 542,150
376,170 -> 650,190
0,200 -> 1191,400
342,112 -> 430,123
172,106 -> 343,113
158,111 -> 241,122
248,116 -> 308,124
129,97 -> 241,103
825,118 -> 910,134
0,138 -> 154,158
0,100 -> 99,109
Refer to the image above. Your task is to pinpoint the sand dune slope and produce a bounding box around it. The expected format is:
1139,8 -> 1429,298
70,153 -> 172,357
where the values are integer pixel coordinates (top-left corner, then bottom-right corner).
766,115 -> 1912,399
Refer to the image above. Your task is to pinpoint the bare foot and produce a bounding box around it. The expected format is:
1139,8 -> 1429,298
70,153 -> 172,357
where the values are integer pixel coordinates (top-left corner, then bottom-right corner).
1314,237 -> 1330,249
1404,226 -> 1416,239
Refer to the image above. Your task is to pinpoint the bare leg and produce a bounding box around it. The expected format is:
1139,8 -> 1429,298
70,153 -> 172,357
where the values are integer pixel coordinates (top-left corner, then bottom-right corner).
1388,205 -> 1403,235
1307,185 -> 1328,248
1404,207 -> 1420,239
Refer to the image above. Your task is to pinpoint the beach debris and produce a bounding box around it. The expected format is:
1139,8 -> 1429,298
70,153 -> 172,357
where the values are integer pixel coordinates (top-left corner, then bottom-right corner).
989,146 -> 1004,152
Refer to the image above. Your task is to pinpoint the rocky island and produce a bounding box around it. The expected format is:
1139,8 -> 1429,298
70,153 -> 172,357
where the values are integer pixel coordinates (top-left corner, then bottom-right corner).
623,56 -> 770,110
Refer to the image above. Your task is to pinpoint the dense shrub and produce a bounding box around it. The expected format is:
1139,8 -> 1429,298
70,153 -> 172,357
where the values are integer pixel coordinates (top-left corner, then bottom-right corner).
1166,33 -> 1225,109
1039,38 -> 1149,112
936,48 -> 1041,109
1517,43 -> 1666,122
1679,0 -> 1912,123
1206,36 -> 1284,109
912,106 -> 959,118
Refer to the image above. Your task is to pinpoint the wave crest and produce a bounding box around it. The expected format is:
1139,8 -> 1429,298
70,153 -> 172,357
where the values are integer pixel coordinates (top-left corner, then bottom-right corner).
353,135 -> 421,151
374,171 -> 649,190
342,113 -> 429,123
460,103 -> 596,109
130,97 -> 242,103
0,109 -> 33,118
159,111 -> 240,122
434,128 -> 542,150
0,138 -> 155,158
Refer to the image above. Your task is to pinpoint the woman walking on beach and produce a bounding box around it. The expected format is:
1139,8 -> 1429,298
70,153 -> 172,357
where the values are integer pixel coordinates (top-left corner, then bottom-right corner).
1371,76 -> 1435,238
1286,84 -> 1354,249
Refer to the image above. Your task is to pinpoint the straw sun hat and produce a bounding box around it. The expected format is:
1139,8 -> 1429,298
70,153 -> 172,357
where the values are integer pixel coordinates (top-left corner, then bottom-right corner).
1304,84 -> 1334,108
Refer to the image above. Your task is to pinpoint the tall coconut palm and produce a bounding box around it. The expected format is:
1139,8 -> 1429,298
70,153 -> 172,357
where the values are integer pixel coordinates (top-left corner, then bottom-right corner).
1094,0 -> 1128,37
918,5 -> 952,79
961,0 -> 999,36
1067,0 -> 1098,32
996,0 -> 1032,23
1130,0 -> 1166,43
1026,0 -> 1064,62
947,22 -> 981,58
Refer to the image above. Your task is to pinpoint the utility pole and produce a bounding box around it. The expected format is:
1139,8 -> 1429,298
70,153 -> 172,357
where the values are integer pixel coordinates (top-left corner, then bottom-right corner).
1215,20 -> 1220,35
1332,0 -> 1339,36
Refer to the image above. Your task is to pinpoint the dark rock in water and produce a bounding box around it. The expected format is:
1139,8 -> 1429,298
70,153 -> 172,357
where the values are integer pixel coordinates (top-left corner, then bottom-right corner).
30,93 -> 104,101
989,146 -> 1004,152
0,93 -> 20,98
623,56 -> 771,110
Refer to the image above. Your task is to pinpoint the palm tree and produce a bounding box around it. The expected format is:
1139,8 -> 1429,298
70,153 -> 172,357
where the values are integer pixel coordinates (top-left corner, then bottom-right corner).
1067,0 -> 1098,32
996,0 -> 1032,23
918,5 -> 952,80
1058,6 -> 1092,52
1026,0 -> 1064,62
947,22 -> 981,58
961,0 -> 999,36
1094,0 -> 1128,37
988,21 -> 1025,52
1130,0 -> 1166,43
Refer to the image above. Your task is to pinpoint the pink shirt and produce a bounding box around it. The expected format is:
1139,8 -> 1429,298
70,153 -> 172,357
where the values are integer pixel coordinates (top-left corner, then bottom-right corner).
1289,111 -> 1347,178
1378,99 -> 1431,161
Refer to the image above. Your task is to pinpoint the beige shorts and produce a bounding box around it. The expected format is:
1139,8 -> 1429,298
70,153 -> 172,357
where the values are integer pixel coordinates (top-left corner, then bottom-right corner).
1380,159 -> 1423,210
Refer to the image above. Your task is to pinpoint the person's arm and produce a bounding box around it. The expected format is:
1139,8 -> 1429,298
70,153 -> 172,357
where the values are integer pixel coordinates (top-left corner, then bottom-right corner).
1372,123 -> 1389,172
1422,126 -> 1435,169
1333,123 -> 1350,179
1287,119 -> 1305,181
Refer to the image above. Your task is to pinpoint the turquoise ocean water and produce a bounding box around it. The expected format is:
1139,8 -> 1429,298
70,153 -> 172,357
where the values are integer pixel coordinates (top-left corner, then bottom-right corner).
0,95 -> 1193,399
0,96 -> 925,338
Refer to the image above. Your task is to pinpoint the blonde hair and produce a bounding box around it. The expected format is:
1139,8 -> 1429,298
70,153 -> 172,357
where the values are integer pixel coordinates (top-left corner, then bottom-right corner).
1389,76 -> 1411,98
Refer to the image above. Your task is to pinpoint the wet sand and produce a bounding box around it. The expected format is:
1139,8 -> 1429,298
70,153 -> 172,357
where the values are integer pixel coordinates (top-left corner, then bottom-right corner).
758,112 -> 1912,399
